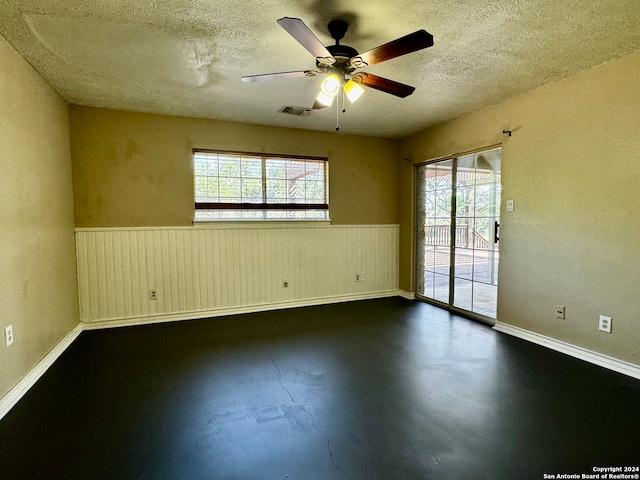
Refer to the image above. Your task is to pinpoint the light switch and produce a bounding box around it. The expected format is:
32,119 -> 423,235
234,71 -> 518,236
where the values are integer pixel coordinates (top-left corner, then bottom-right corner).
506,199 -> 515,212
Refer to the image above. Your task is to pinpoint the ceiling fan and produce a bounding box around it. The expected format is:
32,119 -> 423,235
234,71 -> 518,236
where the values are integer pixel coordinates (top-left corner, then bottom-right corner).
242,17 -> 434,112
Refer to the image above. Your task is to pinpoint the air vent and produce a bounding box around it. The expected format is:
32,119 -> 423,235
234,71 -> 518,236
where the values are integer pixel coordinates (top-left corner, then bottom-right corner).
279,106 -> 311,116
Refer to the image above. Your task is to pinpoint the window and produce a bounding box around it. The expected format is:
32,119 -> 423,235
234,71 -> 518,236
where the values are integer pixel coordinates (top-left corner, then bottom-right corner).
193,149 -> 329,221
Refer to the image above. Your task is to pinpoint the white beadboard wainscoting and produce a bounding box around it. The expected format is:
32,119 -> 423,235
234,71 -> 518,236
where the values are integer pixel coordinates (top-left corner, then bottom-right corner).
75,224 -> 400,328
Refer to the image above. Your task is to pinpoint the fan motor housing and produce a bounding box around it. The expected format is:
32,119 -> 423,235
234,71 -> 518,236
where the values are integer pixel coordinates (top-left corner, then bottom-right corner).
318,44 -> 359,73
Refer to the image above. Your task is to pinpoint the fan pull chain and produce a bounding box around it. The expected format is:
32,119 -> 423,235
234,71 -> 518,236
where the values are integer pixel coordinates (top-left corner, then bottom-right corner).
335,78 -> 348,132
342,85 -> 347,114
335,90 -> 340,132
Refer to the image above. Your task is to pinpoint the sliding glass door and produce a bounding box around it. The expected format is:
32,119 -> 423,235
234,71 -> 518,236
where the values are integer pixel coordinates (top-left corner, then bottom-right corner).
416,148 -> 501,321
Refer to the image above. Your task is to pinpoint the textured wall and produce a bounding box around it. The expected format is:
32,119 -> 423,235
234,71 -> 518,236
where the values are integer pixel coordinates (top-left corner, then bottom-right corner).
400,49 -> 640,365
75,225 -> 399,326
69,107 -> 400,228
0,35 -> 79,399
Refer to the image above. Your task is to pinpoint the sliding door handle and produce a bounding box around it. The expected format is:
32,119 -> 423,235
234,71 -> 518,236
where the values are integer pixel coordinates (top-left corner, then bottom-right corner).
494,221 -> 500,243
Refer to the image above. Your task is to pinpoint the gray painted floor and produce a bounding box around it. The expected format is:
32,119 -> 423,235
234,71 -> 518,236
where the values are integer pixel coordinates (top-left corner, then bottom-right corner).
1,298 -> 639,479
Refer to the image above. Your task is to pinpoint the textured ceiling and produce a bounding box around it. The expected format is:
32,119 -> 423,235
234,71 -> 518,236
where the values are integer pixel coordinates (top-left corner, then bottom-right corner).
1,0 -> 639,138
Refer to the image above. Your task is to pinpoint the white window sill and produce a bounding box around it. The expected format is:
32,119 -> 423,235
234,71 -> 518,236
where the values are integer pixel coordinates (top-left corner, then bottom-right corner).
192,220 -> 332,229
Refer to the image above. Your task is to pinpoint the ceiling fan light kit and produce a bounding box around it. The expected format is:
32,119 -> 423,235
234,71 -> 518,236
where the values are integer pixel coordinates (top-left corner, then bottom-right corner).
321,74 -> 340,96
242,16 -> 434,131
344,80 -> 364,103
315,90 -> 335,108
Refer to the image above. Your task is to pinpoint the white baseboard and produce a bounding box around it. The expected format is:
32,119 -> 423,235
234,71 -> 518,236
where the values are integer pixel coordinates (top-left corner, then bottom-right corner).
82,290 -> 402,330
0,323 -> 83,421
493,322 -> 640,380
398,290 -> 415,300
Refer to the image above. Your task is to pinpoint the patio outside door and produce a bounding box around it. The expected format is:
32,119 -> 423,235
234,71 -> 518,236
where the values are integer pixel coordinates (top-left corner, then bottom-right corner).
415,147 -> 501,321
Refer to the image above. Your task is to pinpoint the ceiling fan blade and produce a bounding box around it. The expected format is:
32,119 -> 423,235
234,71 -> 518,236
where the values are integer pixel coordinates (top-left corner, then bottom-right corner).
277,17 -> 335,65
242,70 -> 320,82
349,30 -> 433,68
352,72 -> 415,98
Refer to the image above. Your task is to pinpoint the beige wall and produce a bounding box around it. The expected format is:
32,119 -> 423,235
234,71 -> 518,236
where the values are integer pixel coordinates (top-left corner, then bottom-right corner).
69,107 -> 400,227
0,35 -> 79,399
2,27 -> 636,404
400,49 -> 640,364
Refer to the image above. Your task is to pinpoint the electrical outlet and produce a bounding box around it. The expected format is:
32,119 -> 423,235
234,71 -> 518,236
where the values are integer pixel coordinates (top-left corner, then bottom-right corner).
360,272 -> 365,282
149,290 -> 157,301
555,305 -> 565,319
355,273 -> 366,282
5,325 -> 14,346
598,315 -> 612,333
283,279 -> 289,288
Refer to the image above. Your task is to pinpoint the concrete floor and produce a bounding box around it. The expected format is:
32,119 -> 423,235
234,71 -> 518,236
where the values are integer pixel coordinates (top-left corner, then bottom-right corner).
1,298 -> 639,479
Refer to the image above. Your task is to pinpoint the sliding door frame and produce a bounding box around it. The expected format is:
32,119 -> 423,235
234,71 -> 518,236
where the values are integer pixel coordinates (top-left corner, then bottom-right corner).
414,144 -> 502,326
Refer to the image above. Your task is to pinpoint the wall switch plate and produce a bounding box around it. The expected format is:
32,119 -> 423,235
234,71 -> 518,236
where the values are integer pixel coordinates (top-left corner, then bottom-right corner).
149,290 -> 157,301
598,315 -> 612,333
555,305 -> 565,319
5,325 -> 14,346
506,199 -> 515,212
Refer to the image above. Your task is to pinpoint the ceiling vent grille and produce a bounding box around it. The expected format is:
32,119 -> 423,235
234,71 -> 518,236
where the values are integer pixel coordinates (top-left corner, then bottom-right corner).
279,106 -> 311,116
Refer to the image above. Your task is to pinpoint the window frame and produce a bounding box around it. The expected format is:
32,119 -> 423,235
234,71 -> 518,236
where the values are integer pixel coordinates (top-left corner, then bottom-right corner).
193,148 -> 329,222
